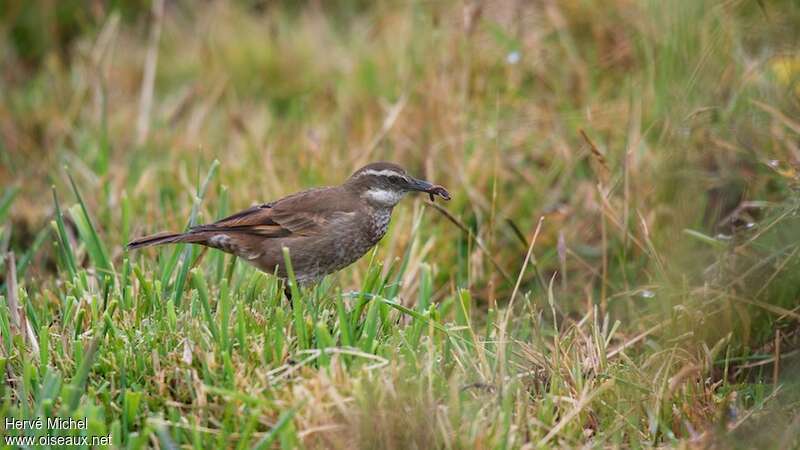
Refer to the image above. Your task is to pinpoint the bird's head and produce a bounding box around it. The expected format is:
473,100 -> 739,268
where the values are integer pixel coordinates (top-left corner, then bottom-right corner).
345,162 -> 451,208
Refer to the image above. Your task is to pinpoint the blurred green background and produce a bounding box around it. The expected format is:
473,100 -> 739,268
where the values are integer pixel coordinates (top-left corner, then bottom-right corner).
1,0 -> 800,448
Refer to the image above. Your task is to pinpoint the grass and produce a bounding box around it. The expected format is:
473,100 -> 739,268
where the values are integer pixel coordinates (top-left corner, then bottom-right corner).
2,0 -> 800,448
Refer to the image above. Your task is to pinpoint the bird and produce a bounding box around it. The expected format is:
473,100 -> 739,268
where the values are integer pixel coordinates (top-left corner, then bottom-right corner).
127,162 -> 451,299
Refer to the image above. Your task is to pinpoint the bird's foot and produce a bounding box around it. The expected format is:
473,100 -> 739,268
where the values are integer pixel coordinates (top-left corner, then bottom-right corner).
284,284 -> 293,304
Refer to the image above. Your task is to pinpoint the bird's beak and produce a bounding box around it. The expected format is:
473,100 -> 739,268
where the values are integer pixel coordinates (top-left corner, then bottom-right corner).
408,177 -> 451,201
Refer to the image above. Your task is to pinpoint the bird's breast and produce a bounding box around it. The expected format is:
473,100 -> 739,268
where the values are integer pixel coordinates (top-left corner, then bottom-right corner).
367,208 -> 392,243
334,208 -> 391,258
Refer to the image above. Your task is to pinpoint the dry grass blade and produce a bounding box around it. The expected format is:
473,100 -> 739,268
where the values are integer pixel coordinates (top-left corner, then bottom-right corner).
3,1 -> 799,447
4,252 -> 38,353
773,329 -> 780,385
729,295 -> 800,322
424,200 -> 513,283
751,99 -> 800,135
727,386 -> 783,432
537,379 -> 615,446
355,93 -> 407,165
505,218 -> 528,249
135,0 -> 165,146
607,321 -> 667,360
4,252 -> 22,336
507,216 -> 545,312
580,129 -> 610,182
732,351 -> 799,370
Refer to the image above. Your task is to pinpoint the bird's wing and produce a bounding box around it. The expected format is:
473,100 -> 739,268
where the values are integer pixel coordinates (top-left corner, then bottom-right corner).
191,187 -> 352,238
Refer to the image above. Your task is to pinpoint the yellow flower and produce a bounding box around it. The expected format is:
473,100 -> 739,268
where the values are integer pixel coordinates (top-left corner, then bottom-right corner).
770,55 -> 800,97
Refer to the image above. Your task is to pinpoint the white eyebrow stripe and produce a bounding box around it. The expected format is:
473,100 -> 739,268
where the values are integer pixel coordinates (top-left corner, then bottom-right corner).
357,169 -> 407,179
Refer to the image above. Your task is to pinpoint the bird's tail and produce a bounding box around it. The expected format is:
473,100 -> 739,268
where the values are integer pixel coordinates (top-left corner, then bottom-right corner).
126,231 -> 205,250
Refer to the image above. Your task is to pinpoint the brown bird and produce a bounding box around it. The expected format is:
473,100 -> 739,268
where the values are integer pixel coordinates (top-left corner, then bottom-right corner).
127,162 -> 451,299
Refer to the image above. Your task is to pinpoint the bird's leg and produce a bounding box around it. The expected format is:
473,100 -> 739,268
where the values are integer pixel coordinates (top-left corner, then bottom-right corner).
283,283 -> 293,303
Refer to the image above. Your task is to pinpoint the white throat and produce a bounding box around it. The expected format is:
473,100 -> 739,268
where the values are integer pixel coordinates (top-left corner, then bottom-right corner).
363,188 -> 405,207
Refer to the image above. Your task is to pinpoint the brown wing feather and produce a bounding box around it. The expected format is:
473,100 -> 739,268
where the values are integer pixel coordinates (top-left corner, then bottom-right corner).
212,202 -> 276,226
190,187 -> 349,238
190,203 -> 288,237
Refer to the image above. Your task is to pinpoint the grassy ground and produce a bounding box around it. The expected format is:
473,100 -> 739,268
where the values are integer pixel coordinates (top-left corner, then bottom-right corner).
2,0 -> 800,448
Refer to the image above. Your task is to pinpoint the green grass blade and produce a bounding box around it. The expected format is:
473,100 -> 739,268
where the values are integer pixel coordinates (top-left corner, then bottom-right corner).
51,188 -> 78,280
283,247 -> 307,349
360,299 -> 380,352
251,405 -> 299,450
191,269 -> 219,342
63,328 -> 105,413
67,173 -> 113,276
335,293 -> 353,347
172,159 -> 219,305
682,229 -> 727,249
0,186 -> 18,224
